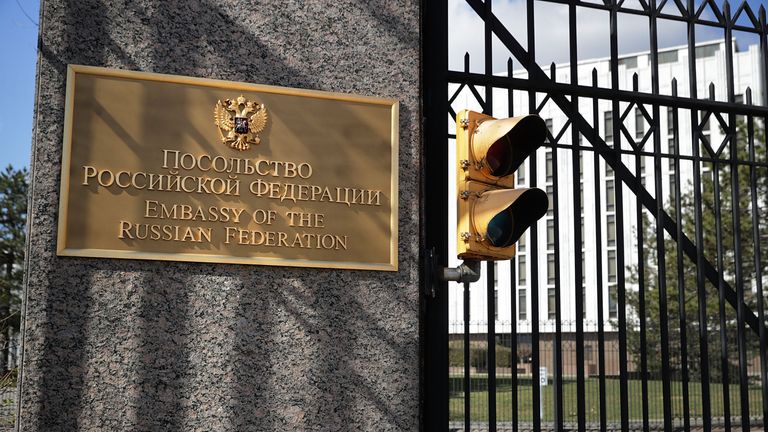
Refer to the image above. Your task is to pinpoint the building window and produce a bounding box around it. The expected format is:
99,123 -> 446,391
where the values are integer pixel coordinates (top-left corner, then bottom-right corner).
640,156 -> 646,187
635,108 -> 644,139
547,253 -> 556,285
607,215 -> 616,247
493,262 -> 498,288
545,150 -> 553,183
518,255 -> 527,285
695,44 -> 719,58
547,219 -> 555,250
518,233 -> 526,252
518,288 -> 527,321
668,138 -> 677,176
669,173 -> 677,202
606,179 -> 615,212
659,50 -> 678,64
582,285 -> 587,318
605,112 -> 613,142
580,183 -> 584,213
608,284 -> 618,319
545,118 -> 553,142
494,289 -> 499,321
547,185 -> 554,216
578,151 -> 584,177
517,161 -> 526,184
606,163 -> 614,179
667,107 -> 675,135
619,56 -> 638,69
580,217 -> 585,250
608,250 -> 617,283
735,94 -> 744,104
548,287 -> 556,320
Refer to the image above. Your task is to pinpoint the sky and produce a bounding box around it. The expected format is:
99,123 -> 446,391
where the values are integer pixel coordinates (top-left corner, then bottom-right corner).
0,0 -> 765,171
0,0 -> 39,171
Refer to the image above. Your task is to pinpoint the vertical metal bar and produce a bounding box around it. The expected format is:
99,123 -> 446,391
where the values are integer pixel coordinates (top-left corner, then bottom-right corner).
484,0 -> 493,116
648,1 -> 673,429
762,6 -> 768,108
421,0 -> 449,428
507,59 -> 520,432
686,1 -> 712,429
569,1 -> 586,430
592,69 -> 608,432
722,4 -> 750,431
706,81 -> 732,432
758,7 -> 768,426
609,2 -> 630,429
484,3 -> 496,429
548,65 -> 565,432
746,88 -> 768,428
464,281 -> 471,432
632,75 -> 650,432
653,97 -> 673,432
671,80 -> 691,432
526,1 -> 542,429
487,264 -> 497,432
712,141 -> 732,432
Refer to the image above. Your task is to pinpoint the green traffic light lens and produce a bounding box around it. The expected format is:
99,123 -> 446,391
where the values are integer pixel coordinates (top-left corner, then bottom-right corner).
486,209 -> 515,247
484,188 -> 548,249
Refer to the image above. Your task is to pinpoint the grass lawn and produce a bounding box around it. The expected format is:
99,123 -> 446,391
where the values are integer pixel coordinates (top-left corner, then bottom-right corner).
449,376 -> 765,422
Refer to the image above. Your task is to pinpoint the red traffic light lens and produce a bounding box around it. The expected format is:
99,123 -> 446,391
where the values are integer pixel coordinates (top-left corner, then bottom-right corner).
486,136 -> 514,177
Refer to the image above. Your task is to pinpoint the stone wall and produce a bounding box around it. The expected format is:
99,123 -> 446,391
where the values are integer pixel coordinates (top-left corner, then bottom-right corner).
17,1 -> 420,430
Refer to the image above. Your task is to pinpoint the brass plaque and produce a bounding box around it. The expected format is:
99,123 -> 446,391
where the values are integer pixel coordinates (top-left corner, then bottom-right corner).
57,65 -> 398,271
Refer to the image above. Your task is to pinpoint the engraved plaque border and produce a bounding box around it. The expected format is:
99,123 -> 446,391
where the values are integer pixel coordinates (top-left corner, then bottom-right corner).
57,65 -> 399,271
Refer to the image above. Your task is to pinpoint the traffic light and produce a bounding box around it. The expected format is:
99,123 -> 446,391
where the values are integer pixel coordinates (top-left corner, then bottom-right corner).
456,110 -> 549,260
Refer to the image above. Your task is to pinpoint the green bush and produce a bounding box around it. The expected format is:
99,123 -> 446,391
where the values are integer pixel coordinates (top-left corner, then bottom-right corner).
449,341 -> 514,370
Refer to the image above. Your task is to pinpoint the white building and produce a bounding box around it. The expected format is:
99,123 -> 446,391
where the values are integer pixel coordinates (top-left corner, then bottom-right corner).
447,40 -> 765,337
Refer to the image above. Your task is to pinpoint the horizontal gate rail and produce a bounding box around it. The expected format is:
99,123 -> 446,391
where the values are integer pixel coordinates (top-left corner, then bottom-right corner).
446,71 -> 768,117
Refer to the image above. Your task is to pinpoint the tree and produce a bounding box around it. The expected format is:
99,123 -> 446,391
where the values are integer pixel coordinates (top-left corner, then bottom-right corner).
626,119 -> 768,382
0,165 -> 27,372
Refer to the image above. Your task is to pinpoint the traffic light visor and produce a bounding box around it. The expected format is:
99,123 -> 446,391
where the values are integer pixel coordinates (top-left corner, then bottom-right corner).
473,115 -> 547,178
474,188 -> 548,248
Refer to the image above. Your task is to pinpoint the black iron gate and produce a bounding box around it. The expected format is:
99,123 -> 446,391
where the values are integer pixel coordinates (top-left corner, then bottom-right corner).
423,1 -> 768,431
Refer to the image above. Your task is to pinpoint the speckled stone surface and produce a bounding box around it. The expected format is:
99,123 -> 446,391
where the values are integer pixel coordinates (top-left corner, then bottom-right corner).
17,1 -> 420,430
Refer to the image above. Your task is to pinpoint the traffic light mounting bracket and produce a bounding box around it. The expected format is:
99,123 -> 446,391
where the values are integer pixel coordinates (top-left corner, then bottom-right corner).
439,259 -> 481,284
424,247 -> 482,298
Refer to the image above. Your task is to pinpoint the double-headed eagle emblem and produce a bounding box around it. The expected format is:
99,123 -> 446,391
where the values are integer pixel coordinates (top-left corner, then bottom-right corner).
214,95 -> 268,151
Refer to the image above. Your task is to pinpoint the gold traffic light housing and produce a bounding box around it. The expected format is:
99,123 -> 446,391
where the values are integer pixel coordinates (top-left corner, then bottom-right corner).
456,110 -> 549,260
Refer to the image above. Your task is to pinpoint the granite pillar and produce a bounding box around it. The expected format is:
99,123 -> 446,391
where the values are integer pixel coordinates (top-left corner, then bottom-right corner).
17,1 -> 421,430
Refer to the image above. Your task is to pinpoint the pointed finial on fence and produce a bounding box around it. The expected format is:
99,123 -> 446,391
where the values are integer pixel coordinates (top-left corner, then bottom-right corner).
507,58 -> 514,77
464,52 -> 470,73
709,82 -> 716,100
671,78 -> 678,97
632,73 -> 639,91
745,87 -> 752,105
760,4 -> 766,24
550,62 -> 557,81
592,68 -> 598,86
